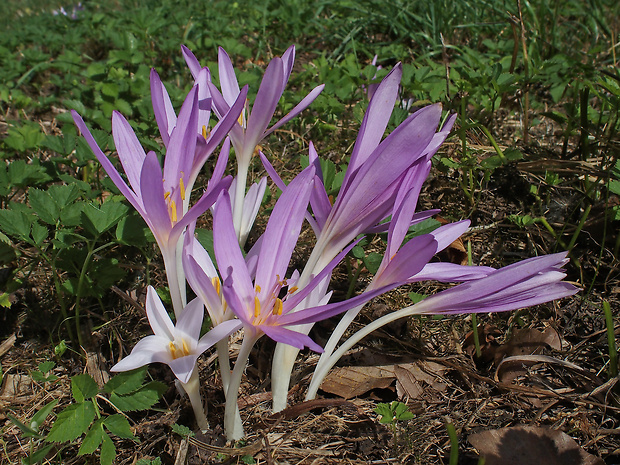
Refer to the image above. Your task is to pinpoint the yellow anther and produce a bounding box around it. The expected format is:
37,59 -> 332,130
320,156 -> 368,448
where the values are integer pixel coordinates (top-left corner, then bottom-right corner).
169,339 -> 190,360
273,298 -> 283,316
170,200 -> 178,223
254,296 -> 261,318
179,176 -> 186,201
211,276 -> 221,295
288,286 -> 298,294
164,191 -> 170,200
255,285 -> 262,294
169,341 -> 177,358
202,125 -> 208,140
237,112 -> 244,126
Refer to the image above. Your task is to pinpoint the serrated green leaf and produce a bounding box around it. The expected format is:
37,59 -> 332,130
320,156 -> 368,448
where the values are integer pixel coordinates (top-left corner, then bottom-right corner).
100,433 -> 116,465
47,402 -> 95,443
30,399 -> 58,431
72,374 -> 99,402
49,184 -> 81,209
104,367 -> 147,395
38,361 -> 55,373
0,209 -> 34,241
29,188 -> 60,225
363,252 -> 382,274
104,414 -> 136,440
82,201 -> 129,237
109,381 -> 167,411
115,213 -> 153,246
79,418 -> 105,455
135,458 -> 162,465
7,160 -> 51,187
30,221 -> 48,246
171,423 -> 195,438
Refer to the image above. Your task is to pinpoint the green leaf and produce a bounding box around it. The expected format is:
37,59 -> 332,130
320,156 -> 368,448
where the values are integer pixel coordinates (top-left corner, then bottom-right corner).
104,414 -> 136,440
29,188 -> 60,225
23,443 -> 54,465
104,367 -> 147,395
109,381 -> 167,411
47,402 -> 96,443
115,213 -> 153,246
30,399 -> 59,431
38,361 -> 55,373
6,413 -> 40,438
135,458 -> 162,465
363,252 -> 382,274
171,423 -> 195,438
82,201 -> 129,237
79,418 -> 105,455
100,432 -> 116,465
72,374 -> 99,402
0,209 -> 34,241
30,221 -> 48,246
135,459 -> 162,465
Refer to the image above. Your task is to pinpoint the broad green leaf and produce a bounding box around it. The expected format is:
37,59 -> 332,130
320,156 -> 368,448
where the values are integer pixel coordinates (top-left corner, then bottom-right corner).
47,402 -> 96,443
109,381 -> 167,411
7,160 -> 51,187
363,252 -> 382,274
29,188 -> 60,224
79,418 -> 105,455
0,293 -> 10,308
100,433 -> 116,465
48,184 -> 81,209
82,201 -> 129,237
38,361 -> 55,373
115,213 -> 153,246
104,414 -> 137,440
30,221 -> 48,246
104,367 -> 147,395
0,210 -> 34,242
72,374 -> 99,402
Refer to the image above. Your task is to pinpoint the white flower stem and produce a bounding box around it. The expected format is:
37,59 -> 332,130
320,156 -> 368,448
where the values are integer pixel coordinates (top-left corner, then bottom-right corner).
217,338 -> 244,435
232,162 -> 249,244
306,300 -> 427,400
224,332 -> 258,440
181,365 -> 208,432
163,251 -> 185,319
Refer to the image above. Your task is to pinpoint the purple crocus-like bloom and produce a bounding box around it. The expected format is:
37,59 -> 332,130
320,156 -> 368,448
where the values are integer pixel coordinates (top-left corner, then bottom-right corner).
149,69 -> 248,198
72,86 -> 233,316
182,45 -> 325,240
111,286 -> 241,384
305,253 -> 578,400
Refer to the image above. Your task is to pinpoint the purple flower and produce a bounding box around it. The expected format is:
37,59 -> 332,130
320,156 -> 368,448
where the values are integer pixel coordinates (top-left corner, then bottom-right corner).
182,45 -> 324,240
72,86 -> 232,316
111,286 -> 241,384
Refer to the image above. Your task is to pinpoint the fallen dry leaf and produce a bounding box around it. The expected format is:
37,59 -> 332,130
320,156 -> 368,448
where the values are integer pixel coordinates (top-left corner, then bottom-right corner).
468,425 -> 604,465
320,365 -> 396,399
394,361 -> 448,400
494,327 -> 562,364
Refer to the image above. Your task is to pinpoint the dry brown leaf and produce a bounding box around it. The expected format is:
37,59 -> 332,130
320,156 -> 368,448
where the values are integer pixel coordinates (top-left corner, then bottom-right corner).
320,365 -> 395,399
468,425 -> 604,465
394,361 -> 448,400
495,354 -> 596,385
494,327 -> 562,364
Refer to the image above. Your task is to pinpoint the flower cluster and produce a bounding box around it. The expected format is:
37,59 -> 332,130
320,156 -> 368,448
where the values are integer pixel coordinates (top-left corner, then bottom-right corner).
73,45 -> 578,439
